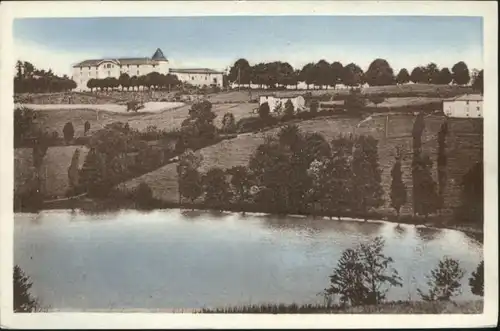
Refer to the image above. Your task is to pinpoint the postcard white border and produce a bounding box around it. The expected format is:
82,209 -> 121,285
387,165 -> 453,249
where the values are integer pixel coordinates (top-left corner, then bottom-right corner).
1,1 -> 498,329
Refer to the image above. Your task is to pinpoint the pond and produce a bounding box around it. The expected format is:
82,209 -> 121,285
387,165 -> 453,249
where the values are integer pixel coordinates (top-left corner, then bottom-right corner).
14,209 -> 483,311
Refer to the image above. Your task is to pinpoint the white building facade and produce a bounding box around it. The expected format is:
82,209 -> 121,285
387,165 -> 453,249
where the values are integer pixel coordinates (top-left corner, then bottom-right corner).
443,94 -> 483,118
259,95 -> 306,113
72,48 -> 224,91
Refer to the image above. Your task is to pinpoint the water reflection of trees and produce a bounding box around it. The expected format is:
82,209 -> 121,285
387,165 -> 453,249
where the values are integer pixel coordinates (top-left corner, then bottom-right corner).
415,227 -> 441,242
261,215 -> 384,237
393,224 -> 407,238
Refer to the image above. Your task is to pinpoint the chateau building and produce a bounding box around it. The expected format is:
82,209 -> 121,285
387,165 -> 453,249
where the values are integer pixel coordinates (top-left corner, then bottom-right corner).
72,48 -> 224,91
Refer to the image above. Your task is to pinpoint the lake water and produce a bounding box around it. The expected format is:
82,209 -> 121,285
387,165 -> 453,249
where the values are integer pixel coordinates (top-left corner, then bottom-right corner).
14,209 -> 483,311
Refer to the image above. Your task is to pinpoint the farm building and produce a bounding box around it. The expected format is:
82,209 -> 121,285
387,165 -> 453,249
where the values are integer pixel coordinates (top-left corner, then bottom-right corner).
259,95 -> 306,113
443,94 -> 483,118
72,48 -> 225,91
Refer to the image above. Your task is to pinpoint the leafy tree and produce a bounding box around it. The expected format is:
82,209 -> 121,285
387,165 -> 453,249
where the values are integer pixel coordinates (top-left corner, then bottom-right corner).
228,58 -> 252,86
14,107 -> 35,146
344,88 -> 366,111
365,59 -> 395,86
469,260 -> 484,297
351,135 -> 384,216
16,60 -> 23,78
177,149 -> 203,203
249,139 -> 293,212
312,59 -> 331,89
424,63 -> 440,84
283,99 -> 295,117
87,79 -> 97,92
455,161 -> 483,225
438,68 -> 453,85
418,257 -> 465,301
437,121 -> 448,210
451,61 -> 470,86
84,121 -> 91,136
277,124 -> 302,150
78,148 -> 108,197
118,73 -> 130,91
413,154 -> 439,218
179,168 -> 203,205
309,99 -> 319,114
343,63 -> 364,87
188,100 -> 216,124
300,63 -> 316,90
202,167 -> 232,209
324,248 -> 366,306
221,112 -> 237,133
329,61 -> 344,88
324,237 -> 402,306
227,166 -> 254,205
67,148 -> 81,195
303,132 -> 331,164
390,148 -> 407,219
396,68 -> 410,84
327,135 -> 354,217
410,66 -> 426,84
471,69 -> 483,93
258,102 -> 271,120
63,122 -> 74,144
411,112 -> 425,215
369,95 -> 385,108
14,265 -> 41,312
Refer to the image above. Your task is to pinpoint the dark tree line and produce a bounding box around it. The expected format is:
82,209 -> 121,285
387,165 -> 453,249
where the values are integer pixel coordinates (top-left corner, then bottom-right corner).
228,58 -> 479,89
14,60 -> 77,93
86,72 -> 181,92
178,124 -> 385,218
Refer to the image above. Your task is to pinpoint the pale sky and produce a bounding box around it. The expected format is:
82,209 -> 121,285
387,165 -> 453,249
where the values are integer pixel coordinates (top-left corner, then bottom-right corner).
13,16 -> 483,76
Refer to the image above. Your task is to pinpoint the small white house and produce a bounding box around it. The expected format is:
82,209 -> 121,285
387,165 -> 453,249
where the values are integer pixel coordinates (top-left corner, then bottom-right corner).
443,94 -> 483,118
259,95 -> 306,113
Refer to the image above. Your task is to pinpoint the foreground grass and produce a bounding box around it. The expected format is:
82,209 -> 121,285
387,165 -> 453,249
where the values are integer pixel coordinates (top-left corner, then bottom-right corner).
195,300 -> 483,314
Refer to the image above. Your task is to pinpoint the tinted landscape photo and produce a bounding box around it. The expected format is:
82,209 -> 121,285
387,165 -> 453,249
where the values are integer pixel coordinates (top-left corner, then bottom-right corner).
12,15 -> 486,314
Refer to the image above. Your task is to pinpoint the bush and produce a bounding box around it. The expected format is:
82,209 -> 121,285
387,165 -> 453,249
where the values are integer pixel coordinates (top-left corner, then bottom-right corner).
310,99 -> 319,113
63,121 -> 74,144
258,102 -> 271,119
417,257 -> 465,301
469,260 -> 484,297
14,265 -> 41,312
323,236 -> 402,307
127,100 -> 143,112
236,116 -> 278,133
134,182 -> 154,209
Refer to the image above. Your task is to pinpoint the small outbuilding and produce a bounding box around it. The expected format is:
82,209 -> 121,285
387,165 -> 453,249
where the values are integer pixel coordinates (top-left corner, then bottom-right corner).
443,94 -> 483,118
259,94 -> 306,113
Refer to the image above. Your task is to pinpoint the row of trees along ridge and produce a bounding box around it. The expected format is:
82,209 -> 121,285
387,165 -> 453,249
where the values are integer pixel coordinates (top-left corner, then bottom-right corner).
228,58 -> 483,89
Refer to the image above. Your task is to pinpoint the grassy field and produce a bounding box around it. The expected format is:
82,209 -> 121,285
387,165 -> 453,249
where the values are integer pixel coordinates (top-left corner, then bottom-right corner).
196,300 -> 483,314
118,114 -> 482,218
31,103 -> 257,138
14,146 -> 90,198
207,84 -> 473,103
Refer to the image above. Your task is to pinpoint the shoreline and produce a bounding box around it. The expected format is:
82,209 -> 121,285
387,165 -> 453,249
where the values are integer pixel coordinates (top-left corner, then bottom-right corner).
19,197 -> 483,238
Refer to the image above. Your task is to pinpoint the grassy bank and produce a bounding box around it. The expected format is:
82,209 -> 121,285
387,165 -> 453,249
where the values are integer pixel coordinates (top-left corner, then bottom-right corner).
196,300 -> 483,314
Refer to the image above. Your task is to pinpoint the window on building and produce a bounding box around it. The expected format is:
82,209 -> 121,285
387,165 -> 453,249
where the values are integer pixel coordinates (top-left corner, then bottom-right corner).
213,78 -> 218,84
88,66 -> 91,70
466,101 -> 469,105
137,70 -> 140,75
108,71 -> 111,76
191,76 -> 194,80
127,65 -> 130,69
